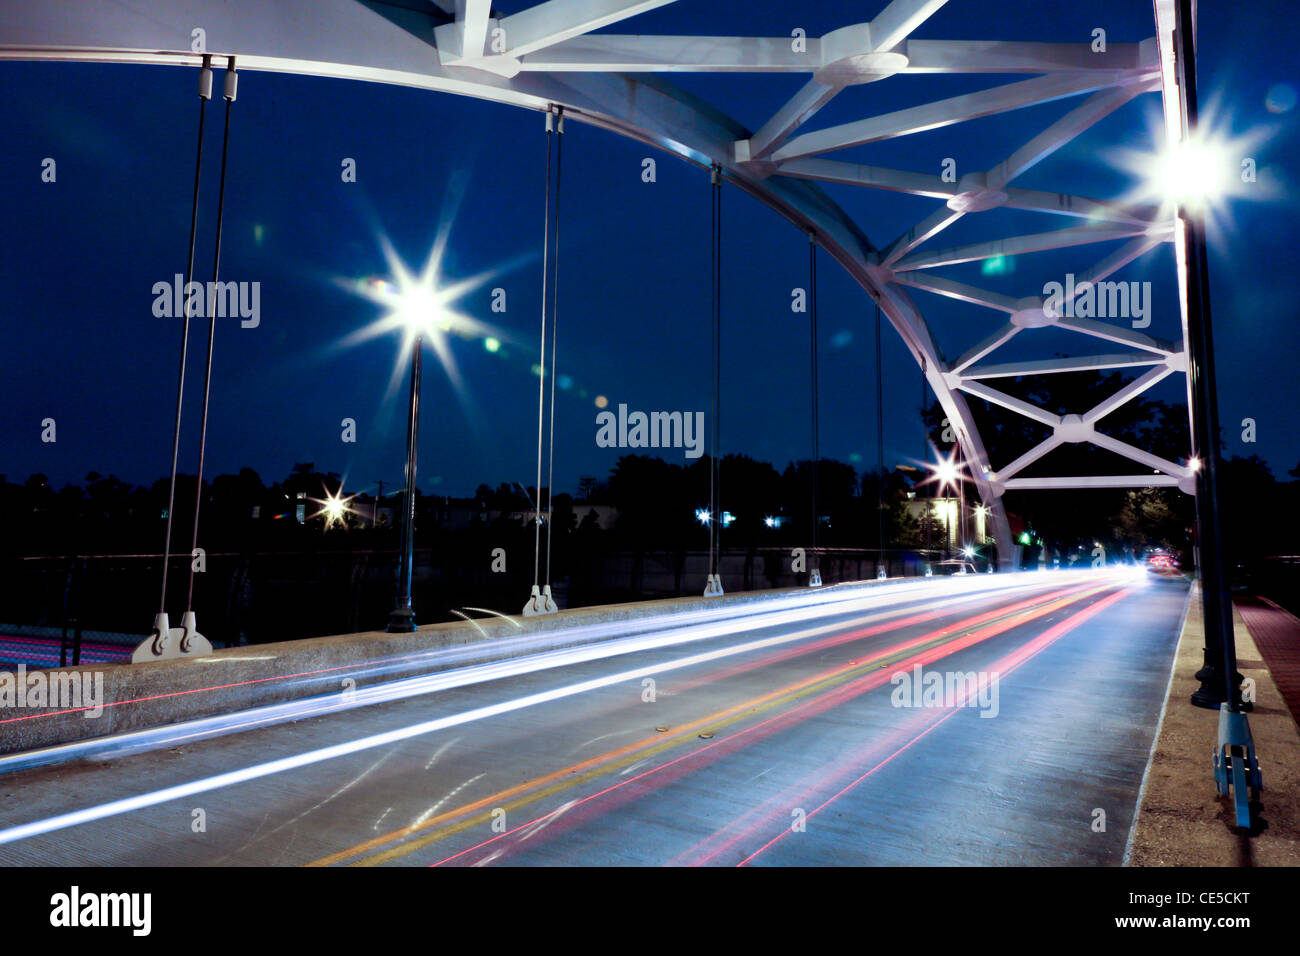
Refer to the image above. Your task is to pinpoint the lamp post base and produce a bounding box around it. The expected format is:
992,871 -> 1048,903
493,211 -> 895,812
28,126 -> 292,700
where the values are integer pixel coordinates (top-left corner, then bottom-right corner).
386,606 -> 418,633
1191,661 -> 1250,711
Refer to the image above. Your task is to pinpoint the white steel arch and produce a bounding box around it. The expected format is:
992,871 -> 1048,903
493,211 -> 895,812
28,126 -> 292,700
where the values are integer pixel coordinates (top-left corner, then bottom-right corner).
0,0 -> 1199,568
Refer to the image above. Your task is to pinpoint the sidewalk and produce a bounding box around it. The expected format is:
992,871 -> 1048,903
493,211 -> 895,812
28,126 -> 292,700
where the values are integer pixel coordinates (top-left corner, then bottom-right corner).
1235,595 -> 1300,727
1127,584 -> 1300,866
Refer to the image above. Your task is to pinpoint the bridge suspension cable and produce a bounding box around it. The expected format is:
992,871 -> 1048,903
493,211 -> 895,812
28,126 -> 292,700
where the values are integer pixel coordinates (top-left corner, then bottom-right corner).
704,164 -> 723,597
876,300 -> 886,577
808,233 -> 821,588
139,56 -> 236,661
920,354 -> 930,558
543,107 -> 564,596
187,58 -> 238,616
155,56 -> 211,632
525,106 -> 563,616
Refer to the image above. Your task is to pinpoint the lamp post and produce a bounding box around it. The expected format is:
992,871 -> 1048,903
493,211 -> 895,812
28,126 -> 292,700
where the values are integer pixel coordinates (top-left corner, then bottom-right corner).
1161,0 -> 1261,831
1169,2 -> 1240,711
388,333 -> 422,633
342,233 -> 502,634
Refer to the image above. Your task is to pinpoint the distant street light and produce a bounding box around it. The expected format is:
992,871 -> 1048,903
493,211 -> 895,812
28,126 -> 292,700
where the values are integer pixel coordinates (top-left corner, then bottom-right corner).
934,457 -> 958,489
928,451 -> 963,556
313,487 -> 353,530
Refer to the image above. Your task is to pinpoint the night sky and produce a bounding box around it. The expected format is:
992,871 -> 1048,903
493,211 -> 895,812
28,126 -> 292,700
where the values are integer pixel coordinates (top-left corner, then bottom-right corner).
2,0 -> 1297,502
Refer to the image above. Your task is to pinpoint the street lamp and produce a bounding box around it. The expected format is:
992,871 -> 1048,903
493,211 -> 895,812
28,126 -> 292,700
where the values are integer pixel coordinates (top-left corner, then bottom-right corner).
1161,0 -> 1262,830
930,452 -> 962,556
1156,11 -> 1242,712
342,237 -> 499,634
973,503 -> 989,545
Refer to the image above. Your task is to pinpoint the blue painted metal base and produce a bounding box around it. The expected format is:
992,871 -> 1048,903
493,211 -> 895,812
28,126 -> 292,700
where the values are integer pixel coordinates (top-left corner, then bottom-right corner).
1213,705 -> 1262,830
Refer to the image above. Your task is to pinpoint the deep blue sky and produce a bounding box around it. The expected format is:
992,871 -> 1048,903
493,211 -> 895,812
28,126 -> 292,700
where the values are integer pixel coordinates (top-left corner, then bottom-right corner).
2,0 -> 1297,499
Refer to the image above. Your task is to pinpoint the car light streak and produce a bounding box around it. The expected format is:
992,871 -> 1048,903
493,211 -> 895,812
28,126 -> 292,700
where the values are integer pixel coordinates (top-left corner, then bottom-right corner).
1,573 -> 1044,728
734,586 -> 1136,866
422,582 -> 1123,867
0,574 -> 1126,846
0,573 -> 1101,773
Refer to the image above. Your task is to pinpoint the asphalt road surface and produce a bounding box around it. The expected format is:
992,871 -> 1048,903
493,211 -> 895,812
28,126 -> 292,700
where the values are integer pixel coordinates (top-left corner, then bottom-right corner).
0,569 -> 1188,866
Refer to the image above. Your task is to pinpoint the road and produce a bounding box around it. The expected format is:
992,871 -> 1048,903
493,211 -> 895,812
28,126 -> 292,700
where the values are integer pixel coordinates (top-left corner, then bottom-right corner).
0,569 -> 1188,866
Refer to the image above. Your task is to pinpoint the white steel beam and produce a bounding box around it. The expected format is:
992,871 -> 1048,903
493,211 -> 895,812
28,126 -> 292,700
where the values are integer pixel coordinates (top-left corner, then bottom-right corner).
1056,316 -> 1176,355
985,79 -> 1159,188
520,37 -> 1159,76
870,0 -> 949,52
516,36 -> 1159,76
1088,430 -> 1188,478
872,281 -> 1016,564
1004,474 -> 1180,490
1155,0 -> 1198,456
963,353 -> 1164,380
881,205 -> 966,266
1001,188 -> 1160,225
457,0 -> 492,59
869,82 -> 1159,269
958,381 -> 1062,428
899,39 -> 1154,73
996,435 -> 1063,481
776,159 -> 956,199
893,223 -> 1157,272
499,0 -> 679,59
745,78 -> 842,160
949,323 -> 1019,374
1070,233 -> 1169,292
773,72 -> 1129,162
1082,364 -> 1175,422
890,273 -> 1019,313
518,34 -> 818,72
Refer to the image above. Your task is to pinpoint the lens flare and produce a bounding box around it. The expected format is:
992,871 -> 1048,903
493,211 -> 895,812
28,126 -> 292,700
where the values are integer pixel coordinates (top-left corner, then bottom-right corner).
310,486 -> 356,529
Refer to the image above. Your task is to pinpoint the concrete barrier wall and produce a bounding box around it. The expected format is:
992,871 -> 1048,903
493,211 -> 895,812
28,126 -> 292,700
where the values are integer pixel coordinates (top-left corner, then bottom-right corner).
0,577 -> 918,757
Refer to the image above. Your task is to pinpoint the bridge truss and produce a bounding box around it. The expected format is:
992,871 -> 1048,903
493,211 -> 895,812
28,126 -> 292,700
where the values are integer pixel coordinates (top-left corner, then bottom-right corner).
1,0 -> 1201,567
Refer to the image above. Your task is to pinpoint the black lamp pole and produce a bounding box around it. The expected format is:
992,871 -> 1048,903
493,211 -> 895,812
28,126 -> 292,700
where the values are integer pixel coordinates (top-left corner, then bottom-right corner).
1174,0 -> 1241,711
388,333 -> 422,633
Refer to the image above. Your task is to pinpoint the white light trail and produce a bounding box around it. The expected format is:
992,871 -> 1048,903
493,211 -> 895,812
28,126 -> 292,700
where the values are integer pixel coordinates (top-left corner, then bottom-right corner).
0,570 -> 1124,846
